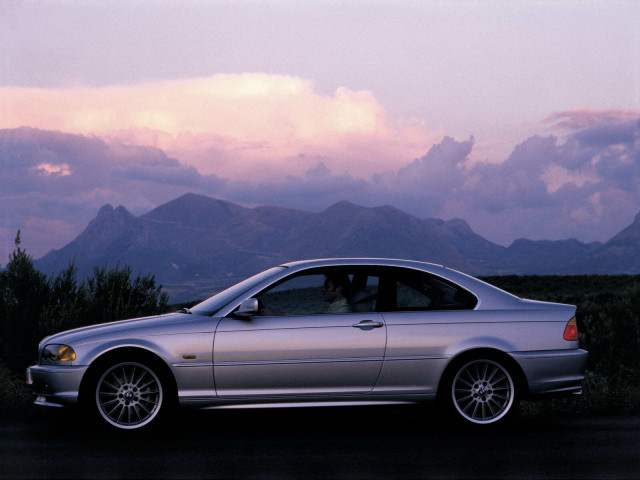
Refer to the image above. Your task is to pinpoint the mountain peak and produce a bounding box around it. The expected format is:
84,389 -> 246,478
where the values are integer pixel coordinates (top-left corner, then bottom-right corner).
602,210 -> 640,247
94,204 -> 135,223
142,193 -> 245,229
96,204 -> 115,218
324,200 -> 360,212
443,218 -> 473,235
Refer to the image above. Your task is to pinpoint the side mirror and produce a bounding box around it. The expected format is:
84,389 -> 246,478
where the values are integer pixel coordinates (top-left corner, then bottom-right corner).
234,298 -> 259,318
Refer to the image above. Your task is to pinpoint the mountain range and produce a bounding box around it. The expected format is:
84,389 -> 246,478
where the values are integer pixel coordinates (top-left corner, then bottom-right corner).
35,193 -> 640,302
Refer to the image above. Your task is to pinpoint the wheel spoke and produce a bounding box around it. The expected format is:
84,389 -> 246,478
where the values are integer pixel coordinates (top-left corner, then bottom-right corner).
102,381 -> 119,392
486,399 -> 498,417
481,363 -> 489,382
100,398 -> 119,409
489,397 -> 504,411
109,371 -> 123,388
493,374 -> 506,384
472,401 -> 482,420
133,369 -> 146,388
461,398 -> 475,413
462,369 -> 476,384
457,377 -> 474,388
139,398 -> 159,409
134,405 -> 144,422
137,402 -> 152,416
107,402 -> 121,419
456,393 -> 474,404
139,378 -> 156,391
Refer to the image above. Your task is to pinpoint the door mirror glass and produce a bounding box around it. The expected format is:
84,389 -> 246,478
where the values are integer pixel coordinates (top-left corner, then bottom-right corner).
234,298 -> 259,318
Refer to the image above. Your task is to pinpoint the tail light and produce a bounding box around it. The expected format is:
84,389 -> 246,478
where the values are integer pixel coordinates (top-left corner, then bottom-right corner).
563,317 -> 579,341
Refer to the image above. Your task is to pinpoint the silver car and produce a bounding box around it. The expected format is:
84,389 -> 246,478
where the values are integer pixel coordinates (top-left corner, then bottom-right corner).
27,258 -> 587,430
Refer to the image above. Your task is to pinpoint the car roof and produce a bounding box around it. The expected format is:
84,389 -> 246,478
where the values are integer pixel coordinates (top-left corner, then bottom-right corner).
281,257 -> 466,279
282,257 -> 442,269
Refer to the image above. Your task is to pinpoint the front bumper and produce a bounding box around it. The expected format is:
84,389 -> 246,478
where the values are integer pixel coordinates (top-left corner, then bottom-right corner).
26,364 -> 89,407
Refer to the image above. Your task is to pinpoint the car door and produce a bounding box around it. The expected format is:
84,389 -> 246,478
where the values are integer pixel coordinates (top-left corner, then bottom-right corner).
213,270 -> 386,396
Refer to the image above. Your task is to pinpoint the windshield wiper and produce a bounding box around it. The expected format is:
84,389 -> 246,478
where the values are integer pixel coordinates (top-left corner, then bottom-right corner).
178,307 -> 192,314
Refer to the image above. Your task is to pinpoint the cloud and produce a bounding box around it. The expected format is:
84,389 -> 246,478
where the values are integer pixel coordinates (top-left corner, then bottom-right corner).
457,117 -> 640,241
544,109 -> 640,131
0,74 -> 442,179
219,115 -> 640,245
0,128 -> 227,259
572,119 -> 639,148
1,110 -> 639,262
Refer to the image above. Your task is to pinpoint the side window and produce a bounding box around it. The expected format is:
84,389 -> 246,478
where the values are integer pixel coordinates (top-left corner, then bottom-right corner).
255,269 -> 380,316
350,273 -> 379,313
396,281 -> 433,310
257,274 -> 326,316
384,269 -> 477,311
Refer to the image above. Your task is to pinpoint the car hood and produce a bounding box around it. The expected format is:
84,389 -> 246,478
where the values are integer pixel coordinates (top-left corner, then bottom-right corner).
40,312 -> 204,347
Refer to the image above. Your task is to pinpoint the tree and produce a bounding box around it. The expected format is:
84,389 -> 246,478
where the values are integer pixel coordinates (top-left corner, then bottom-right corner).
84,264 -> 169,325
38,261 -> 87,338
0,231 -> 49,370
0,232 -> 170,371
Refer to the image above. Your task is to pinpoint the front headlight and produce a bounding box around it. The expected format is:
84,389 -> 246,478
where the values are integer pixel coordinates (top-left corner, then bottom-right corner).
41,344 -> 76,363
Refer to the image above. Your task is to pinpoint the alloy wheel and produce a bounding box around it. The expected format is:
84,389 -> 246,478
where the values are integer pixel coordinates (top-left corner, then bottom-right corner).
451,359 -> 515,424
95,361 -> 163,429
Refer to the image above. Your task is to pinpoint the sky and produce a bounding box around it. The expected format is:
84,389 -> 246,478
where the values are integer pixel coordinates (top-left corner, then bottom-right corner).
1,0 -> 639,263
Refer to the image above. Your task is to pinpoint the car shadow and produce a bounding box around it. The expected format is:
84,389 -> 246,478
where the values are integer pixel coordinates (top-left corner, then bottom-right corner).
33,402 -> 564,441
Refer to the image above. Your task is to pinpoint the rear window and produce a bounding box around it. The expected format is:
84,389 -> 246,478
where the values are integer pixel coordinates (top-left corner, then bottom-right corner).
378,268 -> 477,312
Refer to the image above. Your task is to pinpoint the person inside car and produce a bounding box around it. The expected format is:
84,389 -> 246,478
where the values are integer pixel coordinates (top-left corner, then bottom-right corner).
323,273 -> 353,313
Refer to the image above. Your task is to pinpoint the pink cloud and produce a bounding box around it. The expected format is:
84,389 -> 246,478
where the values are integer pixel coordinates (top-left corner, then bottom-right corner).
0,74 -> 442,179
544,108 -> 640,130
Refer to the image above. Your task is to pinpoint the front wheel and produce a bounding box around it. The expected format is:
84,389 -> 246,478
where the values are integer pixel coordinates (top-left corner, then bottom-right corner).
94,361 -> 164,430
449,358 -> 516,425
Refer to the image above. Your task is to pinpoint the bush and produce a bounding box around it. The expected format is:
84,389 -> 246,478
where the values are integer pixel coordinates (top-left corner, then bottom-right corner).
484,275 -> 640,415
0,360 -> 32,413
0,232 -> 169,372
1,237 -> 639,416
0,232 -> 49,370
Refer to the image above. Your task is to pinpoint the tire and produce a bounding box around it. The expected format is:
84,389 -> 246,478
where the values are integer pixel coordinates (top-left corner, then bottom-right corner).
448,358 -> 517,425
94,361 -> 165,430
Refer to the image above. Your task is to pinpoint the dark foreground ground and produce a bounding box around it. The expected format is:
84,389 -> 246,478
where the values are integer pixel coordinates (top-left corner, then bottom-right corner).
1,406 -> 639,479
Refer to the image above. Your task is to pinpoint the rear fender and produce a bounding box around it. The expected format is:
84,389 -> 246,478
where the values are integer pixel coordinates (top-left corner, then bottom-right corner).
446,336 -> 517,357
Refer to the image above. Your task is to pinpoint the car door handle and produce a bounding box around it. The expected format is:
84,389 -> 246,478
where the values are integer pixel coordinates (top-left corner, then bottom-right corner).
352,320 -> 384,330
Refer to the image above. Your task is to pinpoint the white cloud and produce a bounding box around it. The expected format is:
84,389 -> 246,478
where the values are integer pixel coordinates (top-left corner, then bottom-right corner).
0,74 -> 442,179
31,163 -> 72,177
540,165 -> 599,194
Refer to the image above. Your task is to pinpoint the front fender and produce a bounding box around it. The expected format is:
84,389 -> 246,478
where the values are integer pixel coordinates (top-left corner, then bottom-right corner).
77,337 -> 177,367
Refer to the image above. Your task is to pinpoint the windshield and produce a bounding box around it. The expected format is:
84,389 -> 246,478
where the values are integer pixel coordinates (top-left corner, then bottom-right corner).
189,266 -> 285,316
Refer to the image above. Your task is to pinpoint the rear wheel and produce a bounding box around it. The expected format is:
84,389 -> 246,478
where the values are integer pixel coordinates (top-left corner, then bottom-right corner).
449,358 -> 516,425
94,361 -> 164,430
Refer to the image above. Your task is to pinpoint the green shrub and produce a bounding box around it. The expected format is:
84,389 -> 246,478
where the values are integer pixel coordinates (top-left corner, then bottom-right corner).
0,360 -> 32,413
1,240 -> 639,416
0,232 -> 169,372
484,275 -> 640,415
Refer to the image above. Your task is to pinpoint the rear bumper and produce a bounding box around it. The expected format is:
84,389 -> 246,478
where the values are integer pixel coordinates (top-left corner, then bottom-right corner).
26,364 -> 88,407
511,349 -> 588,397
